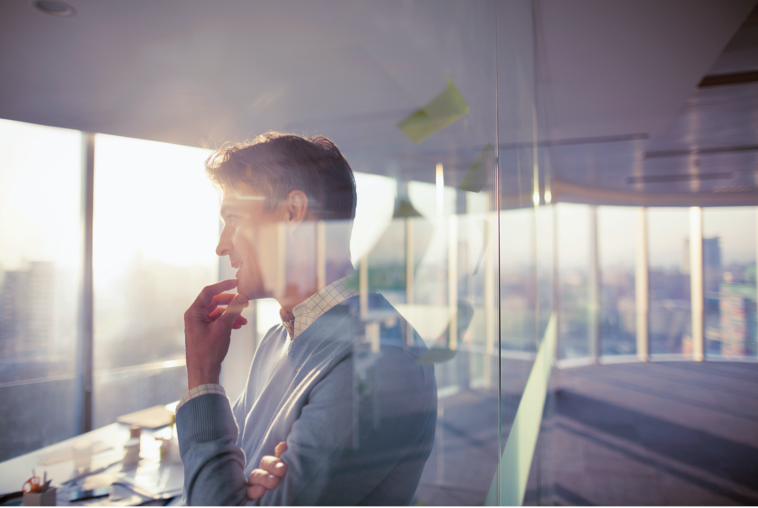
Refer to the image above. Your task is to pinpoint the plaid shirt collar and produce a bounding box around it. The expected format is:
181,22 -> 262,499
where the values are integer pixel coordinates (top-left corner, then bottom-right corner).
280,276 -> 359,340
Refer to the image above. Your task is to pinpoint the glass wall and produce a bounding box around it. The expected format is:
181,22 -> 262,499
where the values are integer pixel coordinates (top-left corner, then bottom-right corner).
0,2 -> 560,506
241,1 -> 546,504
598,206 -> 637,356
6,2 -> 758,504
703,207 -> 757,358
0,119 -> 82,461
92,134 -> 218,427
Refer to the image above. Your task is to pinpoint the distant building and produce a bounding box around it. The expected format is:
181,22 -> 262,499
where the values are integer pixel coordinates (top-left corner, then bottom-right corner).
720,283 -> 757,357
682,237 -> 722,293
617,296 -> 636,335
649,299 -> 690,336
704,238 -> 722,294
0,262 -> 55,356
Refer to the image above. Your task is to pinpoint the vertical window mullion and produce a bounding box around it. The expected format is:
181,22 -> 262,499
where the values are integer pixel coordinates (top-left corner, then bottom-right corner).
76,132 -> 95,434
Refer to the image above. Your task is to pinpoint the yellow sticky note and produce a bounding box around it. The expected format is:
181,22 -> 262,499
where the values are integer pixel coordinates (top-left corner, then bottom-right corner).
398,79 -> 470,144
458,143 -> 494,193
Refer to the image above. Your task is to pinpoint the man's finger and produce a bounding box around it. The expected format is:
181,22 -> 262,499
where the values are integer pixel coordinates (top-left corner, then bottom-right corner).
249,469 -> 280,490
209,309 -> 248,324
206,292 -> 236,312
219,293 -> 249,327
190,279 -> 238,310
275,441 -> 288,458
260,455 -> 287,477
246,484 -> 266,500
211,310 -> 248,326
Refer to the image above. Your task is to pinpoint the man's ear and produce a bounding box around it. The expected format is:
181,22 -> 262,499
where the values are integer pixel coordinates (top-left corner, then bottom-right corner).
285,190 -> 309,224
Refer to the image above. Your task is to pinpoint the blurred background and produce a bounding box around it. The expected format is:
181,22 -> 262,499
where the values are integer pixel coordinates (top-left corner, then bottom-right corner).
1,0 -> 757,505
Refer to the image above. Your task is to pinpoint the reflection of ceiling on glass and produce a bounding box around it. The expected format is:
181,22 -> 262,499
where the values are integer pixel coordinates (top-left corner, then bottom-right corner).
1,0 -> 756,203
0,1 -> 497,181
538,1 -> 758,203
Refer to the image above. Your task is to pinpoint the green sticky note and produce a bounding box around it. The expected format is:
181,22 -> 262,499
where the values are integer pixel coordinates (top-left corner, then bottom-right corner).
416,348 -> 457,364
398,78 -> 470,144
458,143 -> 494,193
392,197 -> 423,219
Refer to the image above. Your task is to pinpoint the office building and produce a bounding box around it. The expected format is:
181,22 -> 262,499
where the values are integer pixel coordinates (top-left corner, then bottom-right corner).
0,262 -> 55,357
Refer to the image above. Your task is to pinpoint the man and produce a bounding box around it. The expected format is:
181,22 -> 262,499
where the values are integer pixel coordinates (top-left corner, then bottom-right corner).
177,132 -> 437,505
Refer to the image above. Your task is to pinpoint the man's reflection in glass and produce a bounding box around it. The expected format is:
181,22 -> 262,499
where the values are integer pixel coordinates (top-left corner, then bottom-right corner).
177,132 -> 437,505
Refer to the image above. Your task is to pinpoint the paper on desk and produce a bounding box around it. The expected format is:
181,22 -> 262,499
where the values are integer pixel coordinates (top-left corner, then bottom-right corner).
116,406 -> 174,429
118,461 -> 184,498
38,441 -> 112,466
82,471 -> 119,490
81,485 -> 144,507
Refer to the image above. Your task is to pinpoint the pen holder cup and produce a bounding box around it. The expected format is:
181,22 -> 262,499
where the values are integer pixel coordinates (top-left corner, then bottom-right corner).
23,488 -> 56,506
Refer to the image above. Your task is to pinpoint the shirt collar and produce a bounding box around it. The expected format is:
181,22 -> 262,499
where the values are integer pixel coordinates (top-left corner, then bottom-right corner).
281,276 -> 359,340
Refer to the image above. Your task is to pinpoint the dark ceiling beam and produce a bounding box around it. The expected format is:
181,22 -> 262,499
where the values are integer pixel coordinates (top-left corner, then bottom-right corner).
644,144 -> 758,159
698,70 -> 758,88
499,132 -> 648,151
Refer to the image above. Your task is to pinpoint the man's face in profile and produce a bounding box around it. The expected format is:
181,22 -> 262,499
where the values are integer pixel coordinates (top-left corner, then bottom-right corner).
216,183 -> 283,300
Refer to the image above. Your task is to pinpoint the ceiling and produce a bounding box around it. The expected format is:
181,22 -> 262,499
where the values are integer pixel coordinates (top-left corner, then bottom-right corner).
0,0 -> 756,206
539,0 -> 758,205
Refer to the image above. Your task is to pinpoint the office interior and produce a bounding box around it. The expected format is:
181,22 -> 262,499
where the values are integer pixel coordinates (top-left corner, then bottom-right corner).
1,0 -> 757,505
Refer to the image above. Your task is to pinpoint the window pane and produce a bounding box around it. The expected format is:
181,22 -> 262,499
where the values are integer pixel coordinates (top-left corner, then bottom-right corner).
92,134 -> 217,428
556,203 -> 591,359
0,119 -> 82,461
500,208 -> 536,352
647,208 -> 691,356
703,207 -> 757,358
598,206 -> 637,356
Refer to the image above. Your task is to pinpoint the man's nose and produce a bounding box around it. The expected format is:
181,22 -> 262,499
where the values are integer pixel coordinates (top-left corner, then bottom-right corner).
216,226 -> 233,257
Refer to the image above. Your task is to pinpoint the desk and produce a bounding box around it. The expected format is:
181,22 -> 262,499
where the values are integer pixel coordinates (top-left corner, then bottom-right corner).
0,422 -> 183,505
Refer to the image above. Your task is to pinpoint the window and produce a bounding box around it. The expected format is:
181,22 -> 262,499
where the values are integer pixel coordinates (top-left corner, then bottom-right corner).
0,119 -> 82,461
598,206 -> 637,356
647,208 -> 691,356
92,134 -> 218,428
556,203 -> 591,359
703,207 -> 757,358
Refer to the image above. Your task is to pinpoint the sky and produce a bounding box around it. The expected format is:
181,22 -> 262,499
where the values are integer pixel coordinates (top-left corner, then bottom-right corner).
0,119 -> 82,272
703,207 -> 756,265
92,133 -> 218,289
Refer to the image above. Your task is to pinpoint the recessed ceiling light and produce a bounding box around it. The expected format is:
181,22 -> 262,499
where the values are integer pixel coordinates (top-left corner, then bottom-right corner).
32,0 -> 75,16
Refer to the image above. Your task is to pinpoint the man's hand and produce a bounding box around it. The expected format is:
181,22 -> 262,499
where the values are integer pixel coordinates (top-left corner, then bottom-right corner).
247,442 -> 288,500
184,279 -> 249,390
